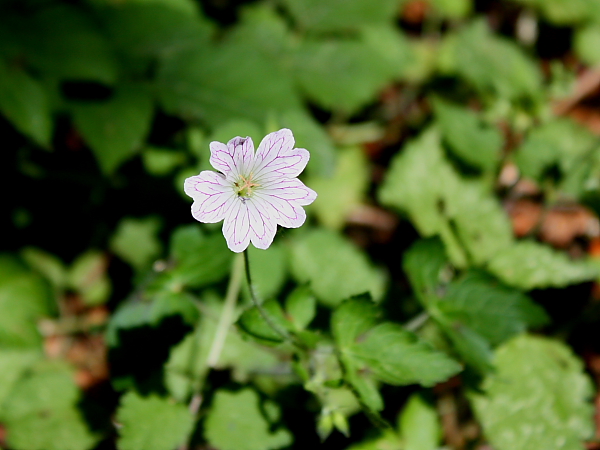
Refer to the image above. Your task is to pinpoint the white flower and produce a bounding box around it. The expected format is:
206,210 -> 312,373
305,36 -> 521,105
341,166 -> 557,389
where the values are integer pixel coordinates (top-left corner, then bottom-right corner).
184,128 -> 317,252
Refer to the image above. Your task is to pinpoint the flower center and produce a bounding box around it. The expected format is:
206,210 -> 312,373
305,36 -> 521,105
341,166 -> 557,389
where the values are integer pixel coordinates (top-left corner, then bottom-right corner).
234,173 -> 260,198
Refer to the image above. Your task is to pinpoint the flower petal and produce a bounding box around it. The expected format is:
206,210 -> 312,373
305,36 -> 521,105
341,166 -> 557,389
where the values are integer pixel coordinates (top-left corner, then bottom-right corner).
222,198 -> 252,252
229,136 -> 255,176
252,129 -> 309,179
260,178 -> 317,206
247,198 -> 277,250
256,192 -> 307,229
184,171 -> 235,223
209,141 -> 238,178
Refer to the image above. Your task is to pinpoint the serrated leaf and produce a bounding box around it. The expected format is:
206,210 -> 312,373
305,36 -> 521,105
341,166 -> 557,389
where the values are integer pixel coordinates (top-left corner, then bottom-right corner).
0,361 -> 99,450
308,146 -> 370,230
204,389 -> 292,450
471,334 -> 594,450
170,226 -> 233,288
487,241 -> 600,290
436,271 -> 549,346
398,393 -> 441,450
347,323 -> 462,387
432,97 -> 502,171
72,84 -> 153,174
0,59 -> 52,146
379,128 -> 513,267
110,216 -> 162,271
285,286 -> 316,331
117,392 -> 194,450
282,0 -> 399,32
290,229 -> 387,307
403,238 -> 449,306
331,295 -> 379,349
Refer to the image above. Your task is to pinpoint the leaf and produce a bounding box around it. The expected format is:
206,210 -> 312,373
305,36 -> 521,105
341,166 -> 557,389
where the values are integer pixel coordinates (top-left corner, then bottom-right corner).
289,229 -> 387,307
293,37 -> 396,114
450,20 -> 542,100
204,389 -> 293,450
436,271 -> 549,346
398,393 -> 441,450
512,0 -> 600,25
237,300 -> 291,344
471,334 -> 594,450
379,128 -> 513,267
110,216 -> 162,271
72,83 -> 153,174
0,59 -> 52,146
347,323 -> 462,387
331,295 -> 380,349
68,251 -> 111,306
116,391 -> 194,450
282,0 -> 400,32
209,119 -> 263,152
486,241 -> 600,290
243,243 -> 287,301
575,24 -> 600,65
142,147 -> 186,176
437,322 -> 494,374
170,226 -> 233,288
284,286 -> 316,331
0,361 -> 99,450
308,146 -> 370,230
430,0 -> 471,18
432,97 -> 502,171
0,349 -> 41,407
402,238 -> 449,306
20,247 -> 67,290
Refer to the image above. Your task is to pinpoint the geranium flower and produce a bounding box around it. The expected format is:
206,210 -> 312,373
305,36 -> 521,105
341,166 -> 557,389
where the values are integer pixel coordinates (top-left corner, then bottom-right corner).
184,128 -> 317,253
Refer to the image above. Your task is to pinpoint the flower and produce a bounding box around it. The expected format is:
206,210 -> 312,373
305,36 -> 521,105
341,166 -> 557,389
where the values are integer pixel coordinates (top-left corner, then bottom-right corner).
184,128 -> 317,252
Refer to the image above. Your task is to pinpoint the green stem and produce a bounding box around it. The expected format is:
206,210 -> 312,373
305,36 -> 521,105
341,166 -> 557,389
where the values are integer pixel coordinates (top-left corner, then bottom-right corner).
206,253 -> 245,367
243,249 -> 296,345
404,311 -> 430,332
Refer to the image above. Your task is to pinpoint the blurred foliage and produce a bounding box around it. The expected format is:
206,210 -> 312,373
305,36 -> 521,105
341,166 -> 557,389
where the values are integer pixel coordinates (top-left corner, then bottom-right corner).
3,0 -> 600,449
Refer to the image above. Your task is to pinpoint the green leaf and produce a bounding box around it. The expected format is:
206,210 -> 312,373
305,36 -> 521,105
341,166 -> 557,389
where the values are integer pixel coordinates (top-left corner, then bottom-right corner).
20,247 -> 67,290
398,393 -> 441,450
204,389 -> 293,450
68,251 -> 111,306
403,238 -> 449,306
331,295 -> 380,349
308,146 -> 370,230
72,84 -> 153,174
471,334 -> 594,450
486,241 -> 600,290
436,271 -> 549,346
432,97 -> 502,171
430,0 -> 471,18
209,119 -> 263,152
0,361 -> 99,450
238,300 -> 290,344
110,216 -> 162,271
116,391 -> 194,450
512,0 -> 600,25
0,262 -> 53,348
284,286 -> 316,331
290,229 -> 387,307
348,323 -> 462,386
450,20 -> 542,100
437,322 -> 494,374
243,243 -> 287,301
379,128 -> 513,267
282,0 -> 400,32
142,147 -> 187,176
293,37 -> 396,114
170,226 -> 233,288
0,349 -> 41,407
0,59 -> 52,146
575,24 -> 600,65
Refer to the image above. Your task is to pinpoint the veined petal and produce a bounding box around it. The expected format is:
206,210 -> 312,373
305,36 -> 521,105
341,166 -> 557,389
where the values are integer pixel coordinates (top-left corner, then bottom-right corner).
185,171 -> 235,223
252,129 -> 295,176
259,178 -> 317,206
222,198 -> 252,252
209,141 -> 239,178
256,192 -> 307,229
255,148 -> 310,180
247,198 -> 277,250
229,136 -> 255,176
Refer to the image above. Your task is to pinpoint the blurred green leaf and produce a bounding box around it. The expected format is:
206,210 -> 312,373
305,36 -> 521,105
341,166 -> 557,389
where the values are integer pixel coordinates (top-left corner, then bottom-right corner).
360,25 -> 415,79
512,0 -> 600,25
0,349 -> 41,408
142,147 -> 186,176
437,322 -> 494,374
72,84 -> 154,174
308,146 -> 370,230
0,59 -> 52,146
20,247 -> 67,290
209,119 -> 263,152
348,323 -> 462,387
398,393 -> 440,450
403,238 -> 449,306
110,216 -> 162,271
379,129 -> 513,267
238,299 -> 290,344
471,334 -> 594,450
432,97 -> 502,171
282,0 -> 399,32
285,286 -> 316,331
0,361 -> 99,450
430,0 -> 471,18
575,24 -> 600,65
68,250 -> 111,306
243,243 -> 287,301
331,295 -> 379,349
204,389 -> 292,450
170,226 -> 233,288
290,229 -> 387,307
486,241 -> 600,290
116,391 -> 194,450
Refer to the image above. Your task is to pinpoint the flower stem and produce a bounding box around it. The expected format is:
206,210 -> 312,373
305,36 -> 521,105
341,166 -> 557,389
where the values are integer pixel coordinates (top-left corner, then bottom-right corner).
243,249 -> 296,345
206,252 -> 245,367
